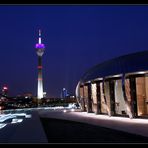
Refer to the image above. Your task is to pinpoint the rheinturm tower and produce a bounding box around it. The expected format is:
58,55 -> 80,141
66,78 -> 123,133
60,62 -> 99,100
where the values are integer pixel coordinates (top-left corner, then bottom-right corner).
35,29 -> 45,99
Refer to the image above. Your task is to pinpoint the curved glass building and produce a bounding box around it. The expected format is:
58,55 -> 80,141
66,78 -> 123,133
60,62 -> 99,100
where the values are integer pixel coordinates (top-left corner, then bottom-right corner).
76,51 -> 148,118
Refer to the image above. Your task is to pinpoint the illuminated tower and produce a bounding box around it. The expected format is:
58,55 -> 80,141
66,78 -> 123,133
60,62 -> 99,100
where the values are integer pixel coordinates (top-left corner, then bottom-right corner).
35,30 -> 45,99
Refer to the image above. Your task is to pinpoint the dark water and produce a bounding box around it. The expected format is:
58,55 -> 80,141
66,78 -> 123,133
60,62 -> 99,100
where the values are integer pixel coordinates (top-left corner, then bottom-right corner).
40,117 -> 148,143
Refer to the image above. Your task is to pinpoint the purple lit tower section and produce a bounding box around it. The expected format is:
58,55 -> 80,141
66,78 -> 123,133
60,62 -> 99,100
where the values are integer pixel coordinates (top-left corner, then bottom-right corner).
35,30 -> 45,99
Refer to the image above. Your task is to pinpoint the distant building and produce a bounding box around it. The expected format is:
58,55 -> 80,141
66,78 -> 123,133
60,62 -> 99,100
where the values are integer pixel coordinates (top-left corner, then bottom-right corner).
22,92 -> 33,98
2,85 -> 8,97
61,88 -> 69,98
43,92 -> 47,98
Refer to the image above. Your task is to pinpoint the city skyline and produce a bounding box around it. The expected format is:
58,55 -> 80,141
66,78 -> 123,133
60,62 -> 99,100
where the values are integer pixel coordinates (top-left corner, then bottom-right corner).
0,5 -> 148,97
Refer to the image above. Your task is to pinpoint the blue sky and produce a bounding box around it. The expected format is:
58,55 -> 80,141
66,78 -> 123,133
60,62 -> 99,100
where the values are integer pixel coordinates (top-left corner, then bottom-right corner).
0,5 -> 148,97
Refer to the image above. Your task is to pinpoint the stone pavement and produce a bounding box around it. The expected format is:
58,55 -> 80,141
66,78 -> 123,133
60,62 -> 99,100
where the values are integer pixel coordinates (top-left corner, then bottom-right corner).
1,108 -> 148,143
38,109 -> 148,138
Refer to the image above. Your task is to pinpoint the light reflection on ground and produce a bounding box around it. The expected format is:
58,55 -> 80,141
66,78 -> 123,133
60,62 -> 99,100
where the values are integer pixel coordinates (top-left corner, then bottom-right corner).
69,111 -> 148,124
0,123 -> 7,129
0,109 -> 32,130
0,104 -> 78,130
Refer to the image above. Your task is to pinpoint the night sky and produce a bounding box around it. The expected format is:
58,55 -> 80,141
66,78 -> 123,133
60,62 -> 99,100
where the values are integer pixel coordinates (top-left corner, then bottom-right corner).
0,5 -> 148,97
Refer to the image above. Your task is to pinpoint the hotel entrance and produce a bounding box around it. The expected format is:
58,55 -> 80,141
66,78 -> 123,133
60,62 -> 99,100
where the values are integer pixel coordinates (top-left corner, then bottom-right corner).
136,74 -> 148,117
109,80 -> 115,116
114,79 -> 128,116
124,74 -> 148,118
100,82 -> 108,114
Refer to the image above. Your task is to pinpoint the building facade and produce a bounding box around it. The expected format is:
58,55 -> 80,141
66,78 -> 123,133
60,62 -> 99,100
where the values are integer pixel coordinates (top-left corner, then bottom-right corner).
76,51 -> 148,118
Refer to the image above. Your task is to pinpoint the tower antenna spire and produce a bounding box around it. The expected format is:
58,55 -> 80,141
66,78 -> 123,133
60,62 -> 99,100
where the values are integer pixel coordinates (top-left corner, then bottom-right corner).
38,29 -> 42,44
39,29 -> 41,36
